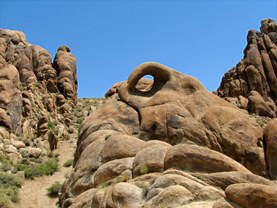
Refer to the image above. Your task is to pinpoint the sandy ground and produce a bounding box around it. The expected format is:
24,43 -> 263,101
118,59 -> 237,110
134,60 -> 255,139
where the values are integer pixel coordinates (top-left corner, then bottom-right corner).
15,139 -> 77,208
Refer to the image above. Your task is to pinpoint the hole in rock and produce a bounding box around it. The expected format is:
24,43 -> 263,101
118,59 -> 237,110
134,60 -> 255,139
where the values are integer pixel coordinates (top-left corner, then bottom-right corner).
135,75 -> 154,92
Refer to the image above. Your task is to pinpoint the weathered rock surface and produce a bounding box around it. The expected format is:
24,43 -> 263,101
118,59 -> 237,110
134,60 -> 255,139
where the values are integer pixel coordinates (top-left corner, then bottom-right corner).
0,28 -> 79,179
60,59 -> 277,207
263,118 -> 277,179
216,18 -> 277,118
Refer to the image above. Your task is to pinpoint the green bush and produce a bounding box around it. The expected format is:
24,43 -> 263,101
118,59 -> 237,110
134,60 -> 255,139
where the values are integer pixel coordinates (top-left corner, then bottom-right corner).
76,117 -> 84,124
63,159 -> 73,167
15,160 -> 59,179
0,173 -> 22,207
46,182 -> 61,198
102,182 -> 109,188
47,120 -> 55,130
0,154 -> 13,172
67,128 -> 74,134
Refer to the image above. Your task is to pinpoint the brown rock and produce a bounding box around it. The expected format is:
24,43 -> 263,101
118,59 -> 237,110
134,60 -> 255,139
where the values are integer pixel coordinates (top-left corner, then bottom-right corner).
37,116 -> 48,136
217,19 -> 277,118
263,118 -> 277,179
29,147 -> 42,158
164,144 -> 251,173
111,183 -> 143,208
44,129 -> 58,150
192,171 -> 276,190
0,64 -> 22,135
69,188 -> 96,208
94,157 -> 134,187
53,45 -> 78,106
133,143 -> 170,176
213,198 -> 245,208
225,183 -> 277,208
248,90 -> 275,117
102,134 -> 145,163
145,185 -> 193,208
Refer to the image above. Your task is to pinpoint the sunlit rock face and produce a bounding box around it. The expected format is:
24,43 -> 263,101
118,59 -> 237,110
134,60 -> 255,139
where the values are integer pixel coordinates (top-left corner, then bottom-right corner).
60,62 -> 277,208
216,18 -> 277,118
0,28 -> 78,170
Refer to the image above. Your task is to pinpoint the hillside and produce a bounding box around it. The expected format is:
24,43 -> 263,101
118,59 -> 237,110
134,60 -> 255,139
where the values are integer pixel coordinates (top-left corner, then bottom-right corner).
1,18 -> 277,208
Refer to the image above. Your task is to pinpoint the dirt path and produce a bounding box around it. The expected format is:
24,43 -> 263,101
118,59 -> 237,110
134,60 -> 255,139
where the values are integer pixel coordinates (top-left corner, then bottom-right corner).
15,139 -> 77,208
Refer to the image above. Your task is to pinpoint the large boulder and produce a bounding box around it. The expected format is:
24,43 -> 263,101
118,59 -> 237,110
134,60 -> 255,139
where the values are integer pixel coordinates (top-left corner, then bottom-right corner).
60,61 -> 273,207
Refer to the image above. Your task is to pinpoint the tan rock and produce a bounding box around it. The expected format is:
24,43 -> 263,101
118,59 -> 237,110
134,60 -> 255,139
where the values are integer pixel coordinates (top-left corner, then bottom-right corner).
94,157 -> 134,187
213,198 -> 245,208
145,185 -> 193,208
133,144 -> 170,176
102,134 -> 145,163
196,186 -> 225,201
248,90 -> 275,117
164,144 -> 251,173
225,183 -> 277,208
192,171 -> 276,190
263,118 -> 277,179
179,201 -> 215,208
0,126 -> 9,139
53,45 -> 78,106
11,138 -> 25,148
112,183 -> 144,208
5,145 -> 17,154
29,147 -> 42,158
70,188 -> 96,208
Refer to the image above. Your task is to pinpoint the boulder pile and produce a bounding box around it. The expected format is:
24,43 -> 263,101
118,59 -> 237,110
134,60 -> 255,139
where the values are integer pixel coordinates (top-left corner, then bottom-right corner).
60,58 -> 277,207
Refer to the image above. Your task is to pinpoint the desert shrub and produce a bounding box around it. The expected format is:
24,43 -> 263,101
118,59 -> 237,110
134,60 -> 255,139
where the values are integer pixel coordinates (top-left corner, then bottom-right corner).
63,159 -> 73,167
15,160 -> 59,179
46,181 -> 61,198
67,128 -> 74,134
102,182 -> 109,188
257,120 -> 265,127
0,173 -> 22,207
76,117 -> 84,124
47,120 -> 55,130
0,154 -> 13,172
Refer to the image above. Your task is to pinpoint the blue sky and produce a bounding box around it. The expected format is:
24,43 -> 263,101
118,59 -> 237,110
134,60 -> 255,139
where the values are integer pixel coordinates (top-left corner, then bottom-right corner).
1,1 -> 276,98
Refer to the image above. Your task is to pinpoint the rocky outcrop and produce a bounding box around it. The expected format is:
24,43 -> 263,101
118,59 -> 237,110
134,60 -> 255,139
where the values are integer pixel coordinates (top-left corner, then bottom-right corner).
60,62 -> 277,208
53,45 -> 78,107
0,28 -> 78,170
216,18 -> 277,118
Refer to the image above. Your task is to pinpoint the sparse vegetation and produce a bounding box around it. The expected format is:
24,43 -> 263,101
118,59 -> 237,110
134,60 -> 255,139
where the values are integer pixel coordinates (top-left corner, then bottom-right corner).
102,182 -> 109,188
0,172 -> 22,208
15,160 -> 59,180
63,159 -> 73,167
47,120 -> 55,130
67,128 -> 74,134
140,166 -> 149,175
0,154 -> 13,172
46,182 -> 61,198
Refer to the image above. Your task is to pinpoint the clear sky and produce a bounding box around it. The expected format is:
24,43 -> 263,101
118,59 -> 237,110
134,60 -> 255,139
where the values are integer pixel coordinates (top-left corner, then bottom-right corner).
1,1 -> 276,98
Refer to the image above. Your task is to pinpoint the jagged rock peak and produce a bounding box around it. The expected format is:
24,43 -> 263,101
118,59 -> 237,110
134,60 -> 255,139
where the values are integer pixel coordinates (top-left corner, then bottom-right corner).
216,18 -> 277,118
260,18 -> 277,34
0,28 -> 78,107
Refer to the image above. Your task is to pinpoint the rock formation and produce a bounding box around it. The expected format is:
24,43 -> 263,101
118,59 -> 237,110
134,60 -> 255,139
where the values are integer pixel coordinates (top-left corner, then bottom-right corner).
216,18 -> 277,118
0,28 -> 78,169
60,60 -> 277,207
